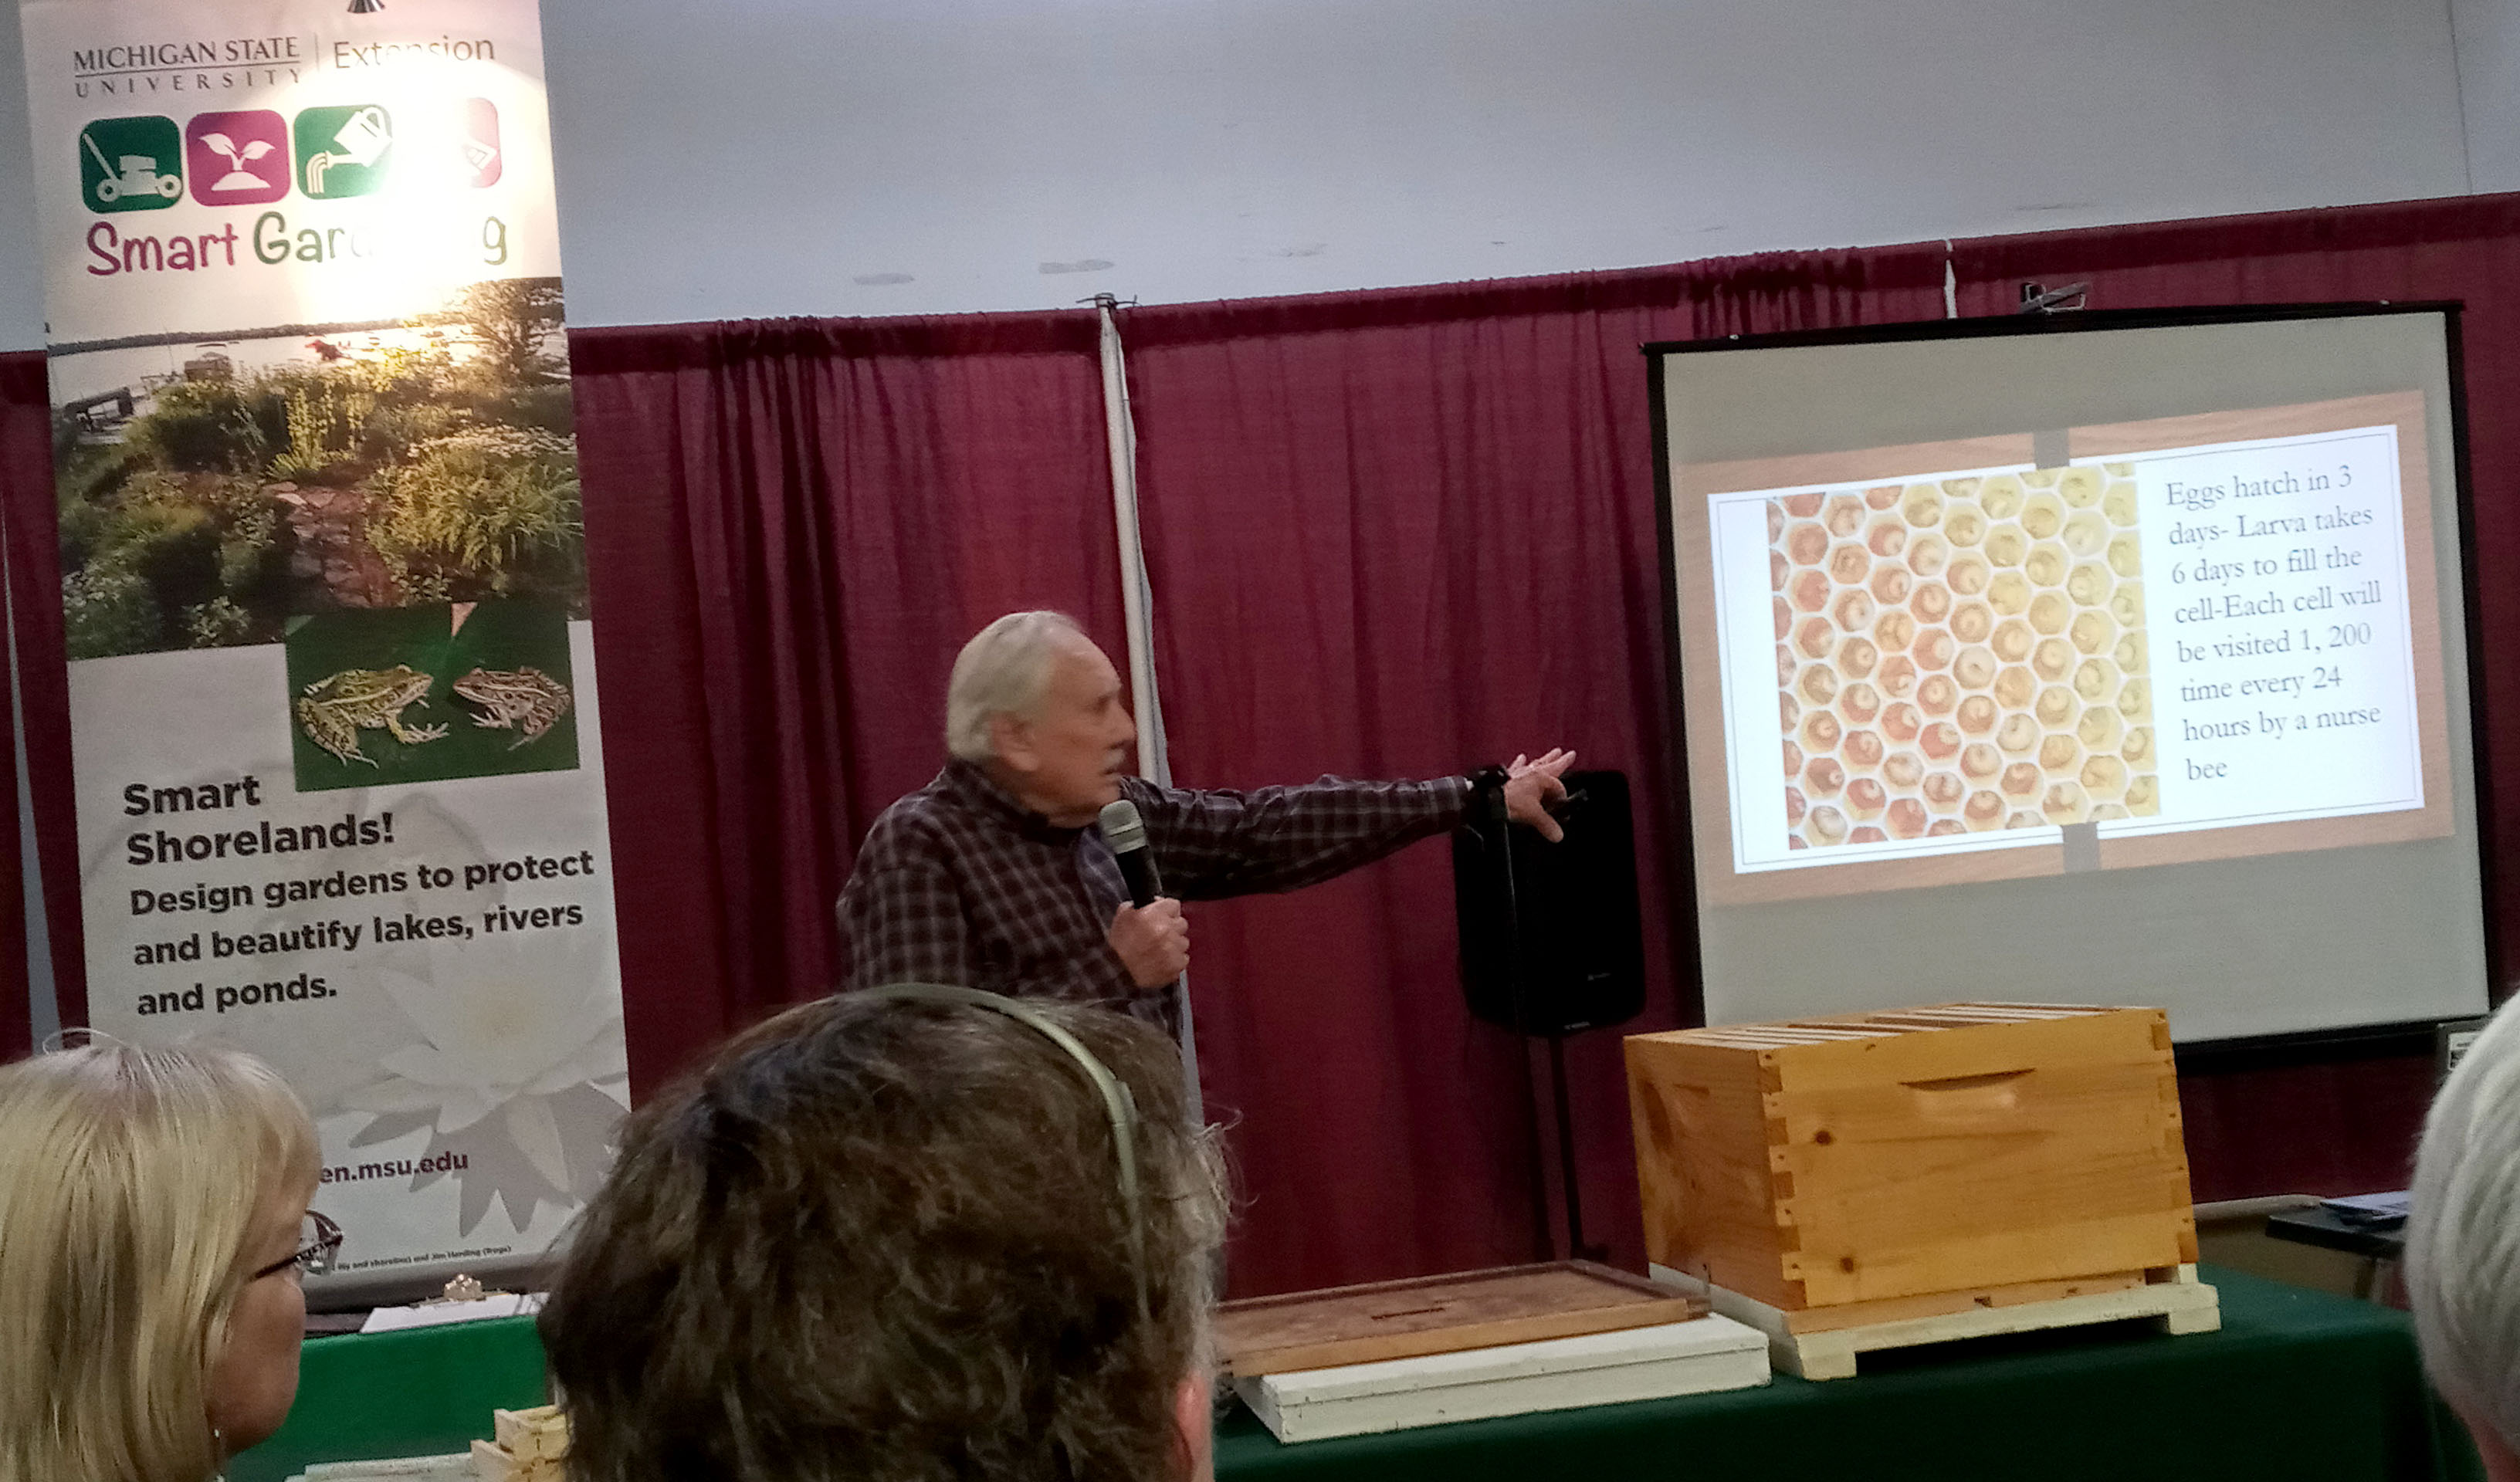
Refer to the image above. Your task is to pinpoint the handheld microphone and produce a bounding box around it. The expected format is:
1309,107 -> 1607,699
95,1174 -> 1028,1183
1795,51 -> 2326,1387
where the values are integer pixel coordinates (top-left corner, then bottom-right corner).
1098,799 -> 1163,908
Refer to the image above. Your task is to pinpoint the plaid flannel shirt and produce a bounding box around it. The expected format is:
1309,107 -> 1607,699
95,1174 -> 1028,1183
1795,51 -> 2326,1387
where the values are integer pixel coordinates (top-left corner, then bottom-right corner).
837,760 -> 1472,1017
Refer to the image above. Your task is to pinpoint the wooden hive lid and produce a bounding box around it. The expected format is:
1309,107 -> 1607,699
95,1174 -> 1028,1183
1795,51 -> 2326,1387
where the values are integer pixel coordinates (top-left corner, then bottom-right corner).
1635,1002 -> 2136,1051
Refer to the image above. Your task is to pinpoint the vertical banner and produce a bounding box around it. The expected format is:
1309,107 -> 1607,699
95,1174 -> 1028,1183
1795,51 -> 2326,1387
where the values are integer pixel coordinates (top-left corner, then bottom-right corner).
19,0 -> 623,1295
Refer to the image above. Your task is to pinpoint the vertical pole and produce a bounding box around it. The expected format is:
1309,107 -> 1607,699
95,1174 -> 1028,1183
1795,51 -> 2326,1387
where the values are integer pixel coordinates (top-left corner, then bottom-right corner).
1096,297 -> 1200,1122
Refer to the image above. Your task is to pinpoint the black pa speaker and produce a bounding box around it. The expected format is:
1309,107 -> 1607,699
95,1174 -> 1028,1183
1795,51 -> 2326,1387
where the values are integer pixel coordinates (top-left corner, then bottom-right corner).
1451,769 -> 1647,1036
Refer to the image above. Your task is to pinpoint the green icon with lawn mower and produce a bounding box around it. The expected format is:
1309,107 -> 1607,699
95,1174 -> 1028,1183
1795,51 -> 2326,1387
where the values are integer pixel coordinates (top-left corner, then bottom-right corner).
80,116 -> 183,212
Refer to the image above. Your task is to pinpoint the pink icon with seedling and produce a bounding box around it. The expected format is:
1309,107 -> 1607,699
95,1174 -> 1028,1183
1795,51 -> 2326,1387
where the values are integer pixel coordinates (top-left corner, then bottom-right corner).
186,110 -> 289,205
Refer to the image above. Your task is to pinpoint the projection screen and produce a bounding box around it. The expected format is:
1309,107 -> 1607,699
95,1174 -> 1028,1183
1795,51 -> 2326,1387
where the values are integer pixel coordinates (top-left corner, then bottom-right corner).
1651,305 -> 2493,1043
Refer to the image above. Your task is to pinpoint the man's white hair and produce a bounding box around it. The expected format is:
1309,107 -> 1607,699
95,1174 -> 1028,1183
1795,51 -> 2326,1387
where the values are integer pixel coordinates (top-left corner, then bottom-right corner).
945,611 -> 1088,763
2408,994 -> 2520,1456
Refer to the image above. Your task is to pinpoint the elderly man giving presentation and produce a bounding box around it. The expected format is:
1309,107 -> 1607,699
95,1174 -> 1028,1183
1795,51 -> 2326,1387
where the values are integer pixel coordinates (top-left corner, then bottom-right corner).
837,611 -> 1572,1016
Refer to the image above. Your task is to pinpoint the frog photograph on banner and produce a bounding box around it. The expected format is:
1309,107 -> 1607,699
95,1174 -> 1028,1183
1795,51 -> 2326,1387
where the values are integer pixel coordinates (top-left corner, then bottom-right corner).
22,0 -> 628,1296
286,601 -> 579,790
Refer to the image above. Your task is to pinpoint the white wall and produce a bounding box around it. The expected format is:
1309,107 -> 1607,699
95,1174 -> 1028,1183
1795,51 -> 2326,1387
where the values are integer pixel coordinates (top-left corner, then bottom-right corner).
2457,0 -> 2520,194
0,0 -> 2495,348
0,0 -> 36,349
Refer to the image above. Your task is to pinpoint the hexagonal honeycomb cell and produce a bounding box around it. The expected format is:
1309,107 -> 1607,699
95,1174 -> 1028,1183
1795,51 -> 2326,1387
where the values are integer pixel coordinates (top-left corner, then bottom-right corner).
1766,464 -> 2154,848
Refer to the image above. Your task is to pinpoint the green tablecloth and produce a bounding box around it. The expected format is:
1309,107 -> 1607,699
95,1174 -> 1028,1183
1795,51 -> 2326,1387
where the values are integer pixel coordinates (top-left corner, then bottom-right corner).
1214,1268 -> 2482,1482
233,1316 -> 550,1482
235,1267 -> 2482,1482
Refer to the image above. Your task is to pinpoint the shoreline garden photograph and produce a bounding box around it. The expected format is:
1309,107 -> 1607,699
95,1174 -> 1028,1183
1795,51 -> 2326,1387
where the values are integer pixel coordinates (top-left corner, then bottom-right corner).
52,276 -> 584,661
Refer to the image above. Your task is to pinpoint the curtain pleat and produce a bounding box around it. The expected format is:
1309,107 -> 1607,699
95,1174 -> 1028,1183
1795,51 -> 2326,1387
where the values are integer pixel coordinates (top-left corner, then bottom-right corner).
0,352 -> 39,1057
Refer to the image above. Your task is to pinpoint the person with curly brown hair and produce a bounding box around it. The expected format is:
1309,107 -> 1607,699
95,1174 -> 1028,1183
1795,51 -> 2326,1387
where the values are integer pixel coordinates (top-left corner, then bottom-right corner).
538,986 -> 1229,1482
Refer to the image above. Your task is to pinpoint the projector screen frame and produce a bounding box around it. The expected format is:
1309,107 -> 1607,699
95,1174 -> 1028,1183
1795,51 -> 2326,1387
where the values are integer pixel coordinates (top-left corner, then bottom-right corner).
1643,300 -> 2502,1052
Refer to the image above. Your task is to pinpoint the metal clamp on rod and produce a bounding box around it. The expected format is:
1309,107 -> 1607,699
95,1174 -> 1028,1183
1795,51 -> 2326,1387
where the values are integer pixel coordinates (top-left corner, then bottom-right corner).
2018,280 -> 2090,314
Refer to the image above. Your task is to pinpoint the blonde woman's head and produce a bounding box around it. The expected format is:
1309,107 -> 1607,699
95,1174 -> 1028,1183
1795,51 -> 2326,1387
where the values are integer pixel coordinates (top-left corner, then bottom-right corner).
2410,997 -> 2520,1477
0,1037 -> 321,1482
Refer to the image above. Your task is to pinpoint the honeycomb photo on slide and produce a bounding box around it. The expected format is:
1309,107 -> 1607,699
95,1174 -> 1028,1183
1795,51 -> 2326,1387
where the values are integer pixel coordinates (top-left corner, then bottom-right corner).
1770,467 -> 2157,850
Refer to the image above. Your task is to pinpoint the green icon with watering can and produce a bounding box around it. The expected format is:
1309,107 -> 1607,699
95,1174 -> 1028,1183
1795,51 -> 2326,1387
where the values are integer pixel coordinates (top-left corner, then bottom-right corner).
79,116 -> 183,213
293,104 -> 394,199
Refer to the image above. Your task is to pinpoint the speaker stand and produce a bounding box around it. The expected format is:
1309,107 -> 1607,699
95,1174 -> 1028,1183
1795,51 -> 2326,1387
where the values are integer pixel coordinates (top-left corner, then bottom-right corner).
1542,1031 -> 1604,1263
1482,783 -> 1556,1264
1482,779 -> 1605,1265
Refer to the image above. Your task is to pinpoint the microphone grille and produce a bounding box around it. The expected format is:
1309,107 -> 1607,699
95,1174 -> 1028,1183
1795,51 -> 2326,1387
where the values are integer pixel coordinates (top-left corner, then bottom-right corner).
1098,799 -> 1147,851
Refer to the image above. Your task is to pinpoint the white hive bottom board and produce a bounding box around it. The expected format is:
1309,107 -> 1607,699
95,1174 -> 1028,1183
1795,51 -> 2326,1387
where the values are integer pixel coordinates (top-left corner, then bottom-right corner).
282,1457 -> 473,1482
1651,1262 -> 2220,1381
1232,1314 -> 1770,1442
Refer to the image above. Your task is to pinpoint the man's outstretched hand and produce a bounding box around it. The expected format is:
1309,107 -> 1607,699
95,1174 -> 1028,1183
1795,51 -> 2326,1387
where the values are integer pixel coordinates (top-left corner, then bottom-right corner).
1109,898 -> 1190,988
1504,748 -> 1577,842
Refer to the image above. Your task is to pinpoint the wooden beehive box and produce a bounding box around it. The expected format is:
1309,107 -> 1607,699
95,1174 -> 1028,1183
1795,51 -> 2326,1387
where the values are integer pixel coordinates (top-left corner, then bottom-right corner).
1625,1003 -> 2198,1314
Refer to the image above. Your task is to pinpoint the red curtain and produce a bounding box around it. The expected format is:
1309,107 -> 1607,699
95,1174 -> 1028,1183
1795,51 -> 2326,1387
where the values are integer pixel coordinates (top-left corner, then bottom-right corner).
568,316 -> 1123,1096
1119,252 -> 1952,1293
0,352 -> 46,1057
